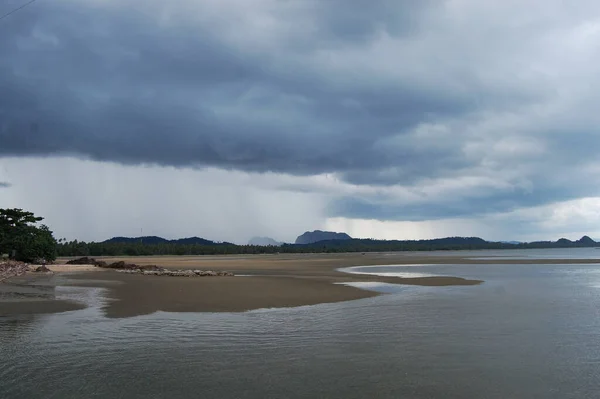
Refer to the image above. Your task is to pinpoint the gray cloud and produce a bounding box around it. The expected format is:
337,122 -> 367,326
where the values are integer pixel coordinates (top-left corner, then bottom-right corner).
0,182 -> 11,188
2,0 -> 600,223
328,184 -> 597,221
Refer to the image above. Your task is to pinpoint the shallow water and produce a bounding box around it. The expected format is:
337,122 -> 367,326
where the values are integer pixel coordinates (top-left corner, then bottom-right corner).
2,249 -> 600,398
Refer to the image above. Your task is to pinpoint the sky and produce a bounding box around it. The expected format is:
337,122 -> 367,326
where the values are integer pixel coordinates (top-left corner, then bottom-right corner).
1,0 -> 600,244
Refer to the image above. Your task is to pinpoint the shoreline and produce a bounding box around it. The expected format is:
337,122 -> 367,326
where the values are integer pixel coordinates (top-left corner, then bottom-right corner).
2,252 -> 600,318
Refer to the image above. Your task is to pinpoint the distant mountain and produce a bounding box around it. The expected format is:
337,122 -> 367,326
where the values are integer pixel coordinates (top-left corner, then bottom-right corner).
103,236 -> 214,245
103,236 -> 169,244
528,236 -> 597,248
418,236 -> 487,245
248,237 -> 283,246
171,237 -> 215,245
295,230 -> 352,245
94,235 -> 598,254
578,235 -> 596,245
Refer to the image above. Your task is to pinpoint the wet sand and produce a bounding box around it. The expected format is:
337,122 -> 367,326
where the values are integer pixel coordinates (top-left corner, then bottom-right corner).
47,264 -> 101,272
66,253 -> 484,318
0,273 -> 87,316
3,252 -> 600,318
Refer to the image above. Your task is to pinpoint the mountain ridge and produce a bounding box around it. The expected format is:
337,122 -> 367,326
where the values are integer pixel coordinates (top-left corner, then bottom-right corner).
295,230 -> 352,245
73,235 -> 600,257
99,234 -> 598,249
103,236 -> 216,245
248,237 -> 283,246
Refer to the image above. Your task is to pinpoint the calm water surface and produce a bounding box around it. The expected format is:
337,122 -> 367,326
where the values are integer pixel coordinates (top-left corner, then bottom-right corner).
2,249 -> 600,398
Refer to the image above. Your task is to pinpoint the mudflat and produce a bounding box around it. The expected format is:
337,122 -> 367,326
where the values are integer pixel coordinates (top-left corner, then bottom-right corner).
3,252 -> 599,318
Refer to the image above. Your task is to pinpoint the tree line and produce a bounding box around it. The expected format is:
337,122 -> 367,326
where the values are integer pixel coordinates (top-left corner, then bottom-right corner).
55,236 -> 599,257
2,208 -> 598,261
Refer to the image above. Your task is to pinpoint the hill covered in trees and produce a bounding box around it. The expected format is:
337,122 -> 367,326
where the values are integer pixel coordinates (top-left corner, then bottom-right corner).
105,236 -> 218,245
55,234 -> 599,257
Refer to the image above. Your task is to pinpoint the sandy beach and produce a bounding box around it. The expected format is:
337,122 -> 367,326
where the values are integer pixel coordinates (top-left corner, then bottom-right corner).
3,251 -> 600,318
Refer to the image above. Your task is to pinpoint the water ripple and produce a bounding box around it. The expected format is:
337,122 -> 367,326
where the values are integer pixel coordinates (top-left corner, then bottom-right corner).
4,261 -> 600,398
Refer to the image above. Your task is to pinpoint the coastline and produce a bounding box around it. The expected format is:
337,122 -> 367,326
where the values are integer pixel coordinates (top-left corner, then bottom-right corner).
2,251 -> 599,318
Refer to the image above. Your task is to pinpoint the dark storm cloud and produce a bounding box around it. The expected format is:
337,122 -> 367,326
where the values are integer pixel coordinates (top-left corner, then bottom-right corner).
1,0 -> 600,221
0,1 -> 475,174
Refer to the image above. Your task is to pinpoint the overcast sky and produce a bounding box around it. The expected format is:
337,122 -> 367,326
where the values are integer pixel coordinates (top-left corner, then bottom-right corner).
2,0 -> 600,243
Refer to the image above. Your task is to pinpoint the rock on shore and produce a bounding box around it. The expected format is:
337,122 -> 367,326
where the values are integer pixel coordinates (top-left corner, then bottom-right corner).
116,269 -> 234,277
34,265 -> 52,273
0,261 -> 30,281
66,257 -> 234,277
66,257 -> 108,267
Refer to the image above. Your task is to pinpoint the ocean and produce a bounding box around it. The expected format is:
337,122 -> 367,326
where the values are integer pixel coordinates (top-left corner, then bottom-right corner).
2,248 -> 600,398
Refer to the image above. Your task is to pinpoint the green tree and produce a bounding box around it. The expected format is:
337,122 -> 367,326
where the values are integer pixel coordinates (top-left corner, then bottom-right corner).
0,208 -> 57,262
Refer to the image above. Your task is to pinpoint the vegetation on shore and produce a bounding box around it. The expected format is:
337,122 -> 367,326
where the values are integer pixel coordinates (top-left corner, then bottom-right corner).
0,208 -> 57,262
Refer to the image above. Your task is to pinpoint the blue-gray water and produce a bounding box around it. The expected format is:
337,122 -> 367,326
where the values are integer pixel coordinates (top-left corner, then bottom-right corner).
2,249 -> 600,398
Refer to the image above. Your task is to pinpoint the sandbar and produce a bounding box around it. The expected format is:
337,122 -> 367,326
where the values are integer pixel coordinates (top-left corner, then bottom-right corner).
3,252 -> 599,318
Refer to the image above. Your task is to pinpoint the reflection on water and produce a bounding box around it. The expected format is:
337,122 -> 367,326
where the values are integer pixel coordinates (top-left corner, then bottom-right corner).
3,253 -> 600,398
0,283 -> 57,301
0,315 -> 40,339
335,281 -> 414,294
396,247 -> 600,260
465,248 -> 600,260
339,265 -> 439,278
